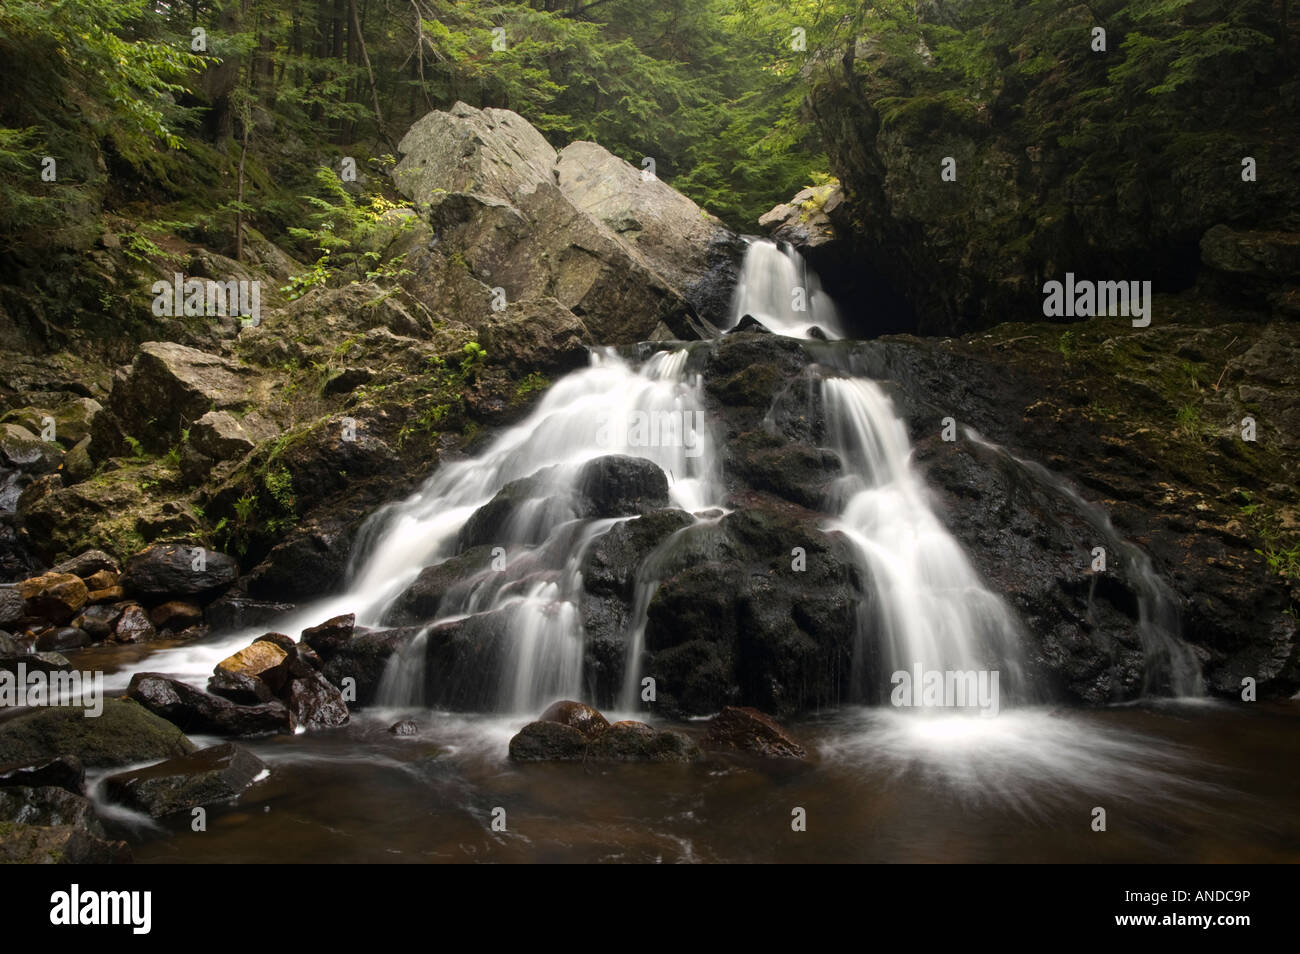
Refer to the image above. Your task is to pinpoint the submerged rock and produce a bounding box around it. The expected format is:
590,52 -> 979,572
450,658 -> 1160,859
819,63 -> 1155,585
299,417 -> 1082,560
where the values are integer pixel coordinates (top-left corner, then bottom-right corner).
586,721 -> 700,763
104,742 -> 267,818
507,703 -> 700,763
508,720 -> 588,761
702,707 -> 808,760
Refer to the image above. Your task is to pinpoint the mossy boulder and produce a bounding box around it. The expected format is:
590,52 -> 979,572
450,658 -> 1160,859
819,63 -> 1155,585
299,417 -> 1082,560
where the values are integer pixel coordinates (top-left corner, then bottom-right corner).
0,698 -> 196,769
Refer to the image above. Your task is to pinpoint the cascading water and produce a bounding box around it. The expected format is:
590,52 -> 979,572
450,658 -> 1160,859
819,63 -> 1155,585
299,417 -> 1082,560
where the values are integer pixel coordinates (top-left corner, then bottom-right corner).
962,430 -> 1204,698
821,377 -> 1031,706
354,346 -> 723,713
112,240 -> 1202,716
729,239 -> 846,340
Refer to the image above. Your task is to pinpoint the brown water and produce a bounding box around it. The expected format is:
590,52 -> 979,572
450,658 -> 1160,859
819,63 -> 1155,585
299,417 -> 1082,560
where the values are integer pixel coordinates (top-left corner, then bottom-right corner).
83,689 -> 1300,864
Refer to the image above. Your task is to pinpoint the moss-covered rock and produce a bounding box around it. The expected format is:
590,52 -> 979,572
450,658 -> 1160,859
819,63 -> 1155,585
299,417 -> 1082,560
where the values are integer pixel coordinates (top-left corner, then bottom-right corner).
0,698 -> 195,769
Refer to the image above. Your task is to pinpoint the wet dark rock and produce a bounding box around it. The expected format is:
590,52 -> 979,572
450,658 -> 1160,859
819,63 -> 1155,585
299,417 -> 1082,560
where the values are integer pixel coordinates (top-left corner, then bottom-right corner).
127,672 -> 291,737
320,626 -> 423,706
421,613 -> 515,710
0,755 -> 85,794
577,455 -> 669,518
508,720 -> 588,761
0,698 -> 195,768
0,784 -> 100,831
204,594 -> 296,633
104,742 -> 267,818
457,470 -> 568,550
641,499 -> 862,717
119,543 -> 239,600
702,706 -> 808,760
587,721 -> 700,762
51,549 -> 120,579
207,669 -> 277,705
0,823 -> 132,864
728,314 -> 772,334
0,589 -> 24,627
285,668 -> 350,730
0,652 -> 73,676
728,430 -> 838,511
113,603 -> 157,643
580,508 -> 694,600
149,600 -> 203,632
242,513 -> 364,602
389,720 -> 419,736
383,550 -> 494,625
295,642 -> 324,670
538,700 -> 609,739
35,626 -> 90,652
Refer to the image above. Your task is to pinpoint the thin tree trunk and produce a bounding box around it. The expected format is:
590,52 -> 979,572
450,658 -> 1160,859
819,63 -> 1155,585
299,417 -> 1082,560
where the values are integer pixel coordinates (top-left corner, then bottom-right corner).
412,0 -> 433,111
350,0 -> 395,147
235,114 -> 249,262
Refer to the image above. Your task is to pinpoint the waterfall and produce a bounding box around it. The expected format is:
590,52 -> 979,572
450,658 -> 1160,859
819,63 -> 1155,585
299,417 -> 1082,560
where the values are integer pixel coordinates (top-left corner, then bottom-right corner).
109,240 -> 1203,715
357,346 -> 722,712
729,239 -> 846,339
962,431 -> 1205,698
821,378 -> 1030,707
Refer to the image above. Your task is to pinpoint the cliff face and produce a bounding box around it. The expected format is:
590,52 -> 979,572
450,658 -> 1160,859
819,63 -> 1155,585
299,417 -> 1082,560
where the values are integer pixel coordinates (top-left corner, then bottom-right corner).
804,1 -> 1300,335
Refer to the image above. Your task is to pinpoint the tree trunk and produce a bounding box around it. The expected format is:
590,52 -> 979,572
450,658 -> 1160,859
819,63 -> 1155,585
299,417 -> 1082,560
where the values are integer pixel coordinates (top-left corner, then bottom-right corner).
350,0 -> 395,148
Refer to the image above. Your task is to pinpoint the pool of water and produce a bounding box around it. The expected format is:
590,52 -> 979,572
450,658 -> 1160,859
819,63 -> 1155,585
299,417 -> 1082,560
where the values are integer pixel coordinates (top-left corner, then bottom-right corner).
79,673 -> 1300,864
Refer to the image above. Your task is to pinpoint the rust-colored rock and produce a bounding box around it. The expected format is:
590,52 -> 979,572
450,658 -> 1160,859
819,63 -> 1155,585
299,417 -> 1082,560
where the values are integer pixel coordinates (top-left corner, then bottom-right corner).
17,573 -> 88,624
538,699 -> 609,739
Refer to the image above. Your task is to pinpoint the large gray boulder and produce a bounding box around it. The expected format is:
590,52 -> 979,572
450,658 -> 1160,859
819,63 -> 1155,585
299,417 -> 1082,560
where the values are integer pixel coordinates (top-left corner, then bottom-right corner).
555,140 -> 744,327
393,102 -> 557,208
391,102 -> 738,343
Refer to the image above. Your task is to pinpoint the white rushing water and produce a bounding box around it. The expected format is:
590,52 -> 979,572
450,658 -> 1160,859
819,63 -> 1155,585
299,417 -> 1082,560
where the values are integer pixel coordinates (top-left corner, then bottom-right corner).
962,429 -> 1205,698
111,348 -> 723,713
821,378 -> 1030,706
110,239 -> 1201,718
729,238 -> 846,339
